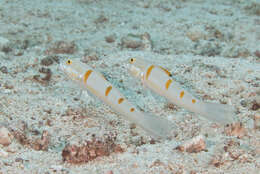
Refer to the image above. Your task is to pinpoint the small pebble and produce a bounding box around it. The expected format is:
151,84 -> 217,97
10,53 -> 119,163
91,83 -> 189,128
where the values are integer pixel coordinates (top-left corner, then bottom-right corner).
33,67 -> 52,85
105,35 -> 115,43
175,135 -> 206,153
240,99 -> 247,107
0,36 -> 10,50
50,165 -> 64,171
254,50 -> 260,58
0,127 -> 13,146
95,14 -> 108,24
0,148 -> 8,157
33,130 -> 50,151
41,57 -> 54,66
141,32 -> 153,51
120,33 -> 153,51
46,41 -> 77,54
120,36 -> 142,49
62,134 -> 120,164
254,115 -> 260,130
1,46 -> 12,54
186,30 -> 204,42
251,100 -> 260,111
81,54 -> 99,63
0,66 -> 8,74
105,171 -> 113,174
15,157 -> 24,163
244,2 -> 260,16
224,122 -> 247,138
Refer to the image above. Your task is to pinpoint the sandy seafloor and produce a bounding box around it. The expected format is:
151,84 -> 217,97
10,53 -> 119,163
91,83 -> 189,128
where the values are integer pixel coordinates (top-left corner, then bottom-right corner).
0,0 -> 260,173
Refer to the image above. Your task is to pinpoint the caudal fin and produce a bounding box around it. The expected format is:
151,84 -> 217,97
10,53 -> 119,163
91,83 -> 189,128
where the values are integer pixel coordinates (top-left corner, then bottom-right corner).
200,102 -> 236,125
137,113 -> 175,140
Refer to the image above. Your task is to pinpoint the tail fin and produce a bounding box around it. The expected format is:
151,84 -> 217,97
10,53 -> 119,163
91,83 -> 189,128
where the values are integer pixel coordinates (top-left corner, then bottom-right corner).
199,102 -> 236,125
136,113 -> 175,140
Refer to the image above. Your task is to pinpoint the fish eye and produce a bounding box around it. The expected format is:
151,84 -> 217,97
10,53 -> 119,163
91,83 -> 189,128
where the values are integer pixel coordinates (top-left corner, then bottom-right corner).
130,58 -> 136,63
66,59 -> 72,65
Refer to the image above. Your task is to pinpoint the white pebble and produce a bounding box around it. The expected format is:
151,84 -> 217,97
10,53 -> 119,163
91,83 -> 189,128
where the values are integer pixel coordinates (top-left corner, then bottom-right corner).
0,36 -> 10,50
0,148 -> 8,157
0,127 -> 13,146
50,165 -> 63,170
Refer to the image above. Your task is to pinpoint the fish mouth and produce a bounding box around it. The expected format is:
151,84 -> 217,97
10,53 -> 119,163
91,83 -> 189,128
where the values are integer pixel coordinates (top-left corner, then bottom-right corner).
59,62 -> 71,78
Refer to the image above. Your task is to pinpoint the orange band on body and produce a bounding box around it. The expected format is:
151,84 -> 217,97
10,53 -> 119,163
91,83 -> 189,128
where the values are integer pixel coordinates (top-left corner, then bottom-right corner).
83,70 -> 93,84
105,86 -> 112,96
165,79 -> 172,90
180,91 -> 185,98
118,98 -> 124,104
146,65 -> 155,80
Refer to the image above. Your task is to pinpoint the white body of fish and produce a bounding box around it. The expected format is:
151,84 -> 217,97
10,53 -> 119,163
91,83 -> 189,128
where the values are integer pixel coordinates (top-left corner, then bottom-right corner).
60,59 -> 174,139
128,58 -> 236,125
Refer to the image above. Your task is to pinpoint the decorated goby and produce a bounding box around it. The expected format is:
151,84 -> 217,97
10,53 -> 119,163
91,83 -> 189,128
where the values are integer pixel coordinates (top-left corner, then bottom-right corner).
60,59 -> 173,139
128,58 -> 236,125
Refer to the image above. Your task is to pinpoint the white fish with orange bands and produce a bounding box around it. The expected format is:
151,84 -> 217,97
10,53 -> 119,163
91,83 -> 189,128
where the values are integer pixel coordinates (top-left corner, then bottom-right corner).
128,58 -> 236,125
60,59 -> 174,139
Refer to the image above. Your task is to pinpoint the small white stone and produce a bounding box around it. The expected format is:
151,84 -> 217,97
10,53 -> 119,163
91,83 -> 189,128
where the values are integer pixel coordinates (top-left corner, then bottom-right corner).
0,127 -> 13,146
0,148 -> 8,157
0,36 -> 10,50
50,165 -> 68,172
50,165 -> 63,170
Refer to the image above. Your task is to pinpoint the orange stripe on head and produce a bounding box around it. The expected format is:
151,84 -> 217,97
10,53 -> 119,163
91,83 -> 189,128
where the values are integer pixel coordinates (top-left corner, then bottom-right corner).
165,79 -> 172,90
146,65 -> 154,80
192,99 -> 196,104
118,98 -> 124,104
105,86 -> 112,96
180,91 -> 185,98
83,70 -> 93,84
130,108 -> 135,112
